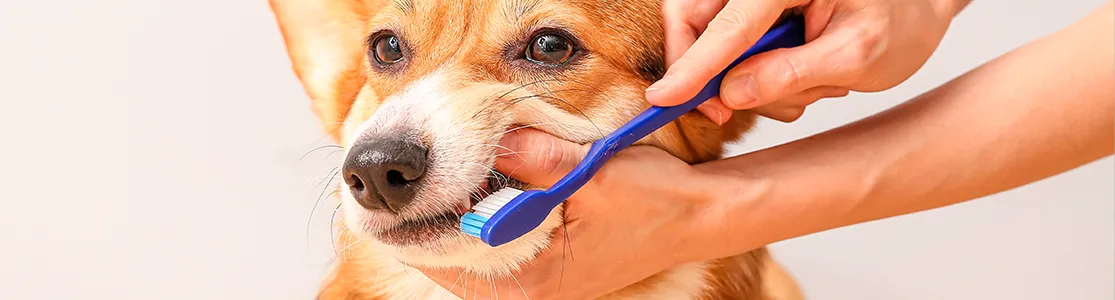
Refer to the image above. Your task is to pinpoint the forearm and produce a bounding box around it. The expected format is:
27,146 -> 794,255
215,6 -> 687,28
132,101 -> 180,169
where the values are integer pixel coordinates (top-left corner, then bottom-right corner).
692,2 -> 1114,260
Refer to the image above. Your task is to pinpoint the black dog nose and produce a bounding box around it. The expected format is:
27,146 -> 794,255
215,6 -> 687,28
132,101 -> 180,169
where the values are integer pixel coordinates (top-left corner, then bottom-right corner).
342,136 -> 429,212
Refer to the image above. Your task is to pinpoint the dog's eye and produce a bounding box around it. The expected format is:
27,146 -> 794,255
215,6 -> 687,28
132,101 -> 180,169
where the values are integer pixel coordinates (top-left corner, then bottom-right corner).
372,35 -> 404,64
526,34 -> 574,65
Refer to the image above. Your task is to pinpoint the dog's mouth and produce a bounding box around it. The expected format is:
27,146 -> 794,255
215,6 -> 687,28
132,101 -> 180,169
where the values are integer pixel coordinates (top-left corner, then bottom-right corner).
468,172 -> 527,207
374,171 -> 528,246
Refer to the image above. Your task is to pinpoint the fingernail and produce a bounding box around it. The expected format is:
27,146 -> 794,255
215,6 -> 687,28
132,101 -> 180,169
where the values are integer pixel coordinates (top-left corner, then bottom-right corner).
723,74 -> 759,109
645,76 -> 671,96
697,103 -> 728,126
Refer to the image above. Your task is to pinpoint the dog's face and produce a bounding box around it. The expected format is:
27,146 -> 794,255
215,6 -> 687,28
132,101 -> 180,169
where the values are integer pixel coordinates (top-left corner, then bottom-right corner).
274,0 -> 754,275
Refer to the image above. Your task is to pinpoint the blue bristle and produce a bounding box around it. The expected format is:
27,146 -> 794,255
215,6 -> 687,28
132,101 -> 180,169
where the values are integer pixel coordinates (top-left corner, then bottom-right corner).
459,212 -> 488,237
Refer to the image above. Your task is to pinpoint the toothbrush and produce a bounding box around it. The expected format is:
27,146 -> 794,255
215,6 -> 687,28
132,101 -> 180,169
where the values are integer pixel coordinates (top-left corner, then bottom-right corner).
461,14 -> 807,247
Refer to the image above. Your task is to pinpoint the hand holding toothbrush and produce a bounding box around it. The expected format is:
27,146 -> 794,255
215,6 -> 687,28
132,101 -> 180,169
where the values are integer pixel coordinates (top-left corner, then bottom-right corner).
650,0 -> 972,123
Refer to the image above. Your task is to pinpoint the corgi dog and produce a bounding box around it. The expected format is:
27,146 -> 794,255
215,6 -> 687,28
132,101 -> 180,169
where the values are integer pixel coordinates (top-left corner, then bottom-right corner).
270,0 -> 804,299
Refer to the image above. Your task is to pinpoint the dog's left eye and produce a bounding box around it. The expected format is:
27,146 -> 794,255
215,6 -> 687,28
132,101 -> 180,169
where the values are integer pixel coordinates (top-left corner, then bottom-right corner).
371,34 -> 404,64
526,34 -> 574,65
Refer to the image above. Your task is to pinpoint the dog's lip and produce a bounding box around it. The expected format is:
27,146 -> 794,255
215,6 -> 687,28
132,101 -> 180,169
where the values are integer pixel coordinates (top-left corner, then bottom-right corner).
375,210 -> 463,246
372,197 -> 474,246
372,170 -> 520,246
469,173 -> 511,207
470,179 -> 492,206
454,202 -> 470,216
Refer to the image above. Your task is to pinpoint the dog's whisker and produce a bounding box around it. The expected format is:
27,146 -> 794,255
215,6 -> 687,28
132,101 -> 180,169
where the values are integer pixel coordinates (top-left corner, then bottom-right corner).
562,217 -> 574,262
479,143 -> 516,153
472,81 -> 596,119
296,144 -> 344,167
308,166 -> 341,200
462,162 -> 506,199
400,263 -> 416,281
480,144 -> 529,164
473,273 -> 480,300
373,265 -> 384,291
300,168 -> 342,186
301,116 -> 350,155
499,72 -> 609,139
308,167 -> 343,245
493,151 -> 527,158
329,202 -> 343,257
463,271 -> 470,299
496,122 -> 567,136
510,94 -> 606,140
558,219 -> 573,293
510,273 -> 530,300
449,269 -> 465,295
322,149 -> 345,163
491,275 -> 499,300
336,238 -> 365,263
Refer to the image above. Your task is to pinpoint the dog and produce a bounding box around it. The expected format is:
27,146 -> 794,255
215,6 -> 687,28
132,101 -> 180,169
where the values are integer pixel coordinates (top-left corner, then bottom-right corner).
270,0 -> 804,298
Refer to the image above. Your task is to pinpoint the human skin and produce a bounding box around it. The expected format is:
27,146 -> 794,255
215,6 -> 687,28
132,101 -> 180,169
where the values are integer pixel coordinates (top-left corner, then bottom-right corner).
415,2 -> 1114,299
649,0 -> 972,123
687,0 -> 1114,262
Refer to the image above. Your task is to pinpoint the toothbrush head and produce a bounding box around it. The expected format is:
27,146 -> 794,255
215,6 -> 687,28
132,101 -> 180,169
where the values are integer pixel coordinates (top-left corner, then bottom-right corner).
460,188 -> 556,247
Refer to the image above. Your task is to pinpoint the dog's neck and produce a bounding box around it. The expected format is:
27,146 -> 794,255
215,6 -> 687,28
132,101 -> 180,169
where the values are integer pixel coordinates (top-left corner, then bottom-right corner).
338,251 -> 716,299
322,215 -> 724,300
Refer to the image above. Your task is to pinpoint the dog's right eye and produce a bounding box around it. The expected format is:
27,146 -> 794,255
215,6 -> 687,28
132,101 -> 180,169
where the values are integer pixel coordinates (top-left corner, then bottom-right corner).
526,33 -> 574,65
371,34 -> 404,64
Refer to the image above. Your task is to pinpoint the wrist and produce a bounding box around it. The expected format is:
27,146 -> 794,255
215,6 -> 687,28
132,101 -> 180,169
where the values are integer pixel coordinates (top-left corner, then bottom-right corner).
659,166 -> 743,265
697,171 -> 779,261
680,151 -> 804,262
684,141 -> 877,262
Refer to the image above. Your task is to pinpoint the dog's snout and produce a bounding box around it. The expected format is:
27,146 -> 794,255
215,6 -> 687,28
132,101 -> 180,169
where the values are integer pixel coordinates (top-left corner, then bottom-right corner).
342,135 -> 429,213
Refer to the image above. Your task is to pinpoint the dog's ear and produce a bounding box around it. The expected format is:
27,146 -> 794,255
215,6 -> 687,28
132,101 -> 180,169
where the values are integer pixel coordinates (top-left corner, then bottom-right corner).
269,0 -> 384,140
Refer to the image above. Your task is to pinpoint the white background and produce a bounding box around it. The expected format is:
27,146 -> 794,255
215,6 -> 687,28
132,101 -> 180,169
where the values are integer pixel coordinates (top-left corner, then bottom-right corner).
0,0 -> 1111,299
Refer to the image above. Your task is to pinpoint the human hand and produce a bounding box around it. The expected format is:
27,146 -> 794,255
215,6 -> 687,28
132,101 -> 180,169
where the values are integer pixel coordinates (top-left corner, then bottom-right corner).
413,129 -> 724,300
649,0 -> 969,123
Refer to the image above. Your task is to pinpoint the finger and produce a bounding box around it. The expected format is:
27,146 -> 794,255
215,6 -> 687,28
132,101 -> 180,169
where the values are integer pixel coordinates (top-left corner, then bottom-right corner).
663,0 -> 730,65
720,24 -> 862,110
695,97 -> 733,125
661,0 -> 700,66
494,129 -> 589,186
751,85 -> 848,122
646,0 -> 809,107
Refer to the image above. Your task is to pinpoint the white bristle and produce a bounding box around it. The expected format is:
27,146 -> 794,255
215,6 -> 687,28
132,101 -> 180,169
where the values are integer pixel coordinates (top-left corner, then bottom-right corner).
471,188 -> 523,217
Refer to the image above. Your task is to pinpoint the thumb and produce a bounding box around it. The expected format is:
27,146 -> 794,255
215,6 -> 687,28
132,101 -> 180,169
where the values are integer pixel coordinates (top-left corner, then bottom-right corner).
494,129 -> 589,186
719,29 -> 854,110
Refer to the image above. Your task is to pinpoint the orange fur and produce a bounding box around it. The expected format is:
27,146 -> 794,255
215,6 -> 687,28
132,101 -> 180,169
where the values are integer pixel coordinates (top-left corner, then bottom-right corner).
269,0 -> 803,298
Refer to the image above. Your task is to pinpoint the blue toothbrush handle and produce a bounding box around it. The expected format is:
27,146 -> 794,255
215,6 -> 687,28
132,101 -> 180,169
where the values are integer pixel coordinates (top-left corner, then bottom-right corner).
606,14 -> 806,150
541,14 -> 807,203
471,15 -> 806,247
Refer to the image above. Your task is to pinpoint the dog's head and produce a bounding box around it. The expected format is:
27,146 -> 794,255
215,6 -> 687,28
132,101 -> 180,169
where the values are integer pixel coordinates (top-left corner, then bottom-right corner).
272,0 -> 756,274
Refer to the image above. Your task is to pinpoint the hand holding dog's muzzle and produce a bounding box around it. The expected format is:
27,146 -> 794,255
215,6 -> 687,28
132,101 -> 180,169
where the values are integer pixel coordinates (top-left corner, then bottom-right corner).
413,128 -> 726,300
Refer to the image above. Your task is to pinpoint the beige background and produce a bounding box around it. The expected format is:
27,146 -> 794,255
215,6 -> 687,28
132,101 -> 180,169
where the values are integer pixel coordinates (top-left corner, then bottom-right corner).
0,0 -> 1111,299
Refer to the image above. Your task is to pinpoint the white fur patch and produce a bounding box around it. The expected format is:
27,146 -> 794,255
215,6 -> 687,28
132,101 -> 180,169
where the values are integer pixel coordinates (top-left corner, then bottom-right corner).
344,70 -> 450,147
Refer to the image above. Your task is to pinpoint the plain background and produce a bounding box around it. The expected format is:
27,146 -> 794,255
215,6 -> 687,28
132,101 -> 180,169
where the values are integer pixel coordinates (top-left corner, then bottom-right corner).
0,0 -> 1111,299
